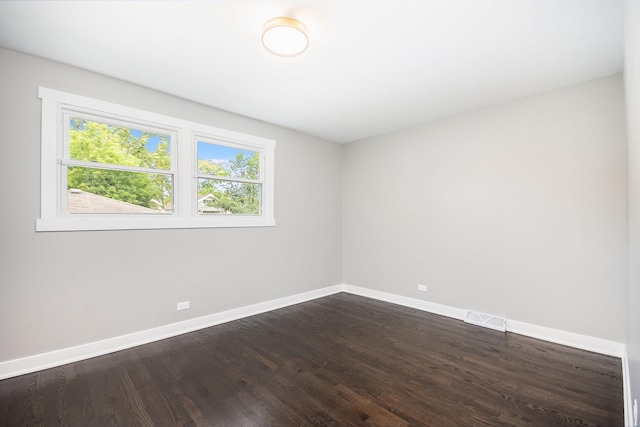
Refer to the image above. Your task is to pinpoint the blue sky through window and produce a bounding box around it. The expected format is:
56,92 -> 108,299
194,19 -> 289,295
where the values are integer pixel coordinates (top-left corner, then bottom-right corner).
197,141 -> 256,164
130,129 -> 166,152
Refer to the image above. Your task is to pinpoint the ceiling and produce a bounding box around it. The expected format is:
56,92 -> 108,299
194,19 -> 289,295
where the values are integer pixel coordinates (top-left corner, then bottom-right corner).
0,1 -> 623,144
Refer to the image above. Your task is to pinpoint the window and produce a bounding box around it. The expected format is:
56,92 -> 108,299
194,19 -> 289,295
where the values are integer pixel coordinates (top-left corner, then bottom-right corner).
37,88 -> 275,231
196,140 -> 262,216
65,115 -> 175,215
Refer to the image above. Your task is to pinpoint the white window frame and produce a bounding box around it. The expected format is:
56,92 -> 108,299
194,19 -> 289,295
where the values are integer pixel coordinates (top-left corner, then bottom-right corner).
37,87 -> 276,232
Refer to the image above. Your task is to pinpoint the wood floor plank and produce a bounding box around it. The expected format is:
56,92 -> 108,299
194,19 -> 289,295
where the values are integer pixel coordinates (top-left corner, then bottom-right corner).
0,293 -> 624,426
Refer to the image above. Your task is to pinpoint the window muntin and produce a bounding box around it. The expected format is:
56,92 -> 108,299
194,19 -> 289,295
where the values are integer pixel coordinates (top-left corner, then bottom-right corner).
37,87 -> 276,231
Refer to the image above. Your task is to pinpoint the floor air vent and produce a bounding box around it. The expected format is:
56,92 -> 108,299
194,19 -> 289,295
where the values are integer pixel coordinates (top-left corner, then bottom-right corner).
464,311 -> 507,332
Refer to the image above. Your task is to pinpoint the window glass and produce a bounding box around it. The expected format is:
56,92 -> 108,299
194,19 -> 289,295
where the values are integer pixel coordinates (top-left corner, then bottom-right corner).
197,141 -> 260,179
197,141 -> 262,216
67,167 -> 173,214
66,117 -> 173,214
197,179 -> 261,215
70,118 -> 171,170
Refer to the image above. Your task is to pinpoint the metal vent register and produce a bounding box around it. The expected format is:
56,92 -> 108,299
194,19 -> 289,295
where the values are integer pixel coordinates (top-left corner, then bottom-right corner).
464,311 -> 507,332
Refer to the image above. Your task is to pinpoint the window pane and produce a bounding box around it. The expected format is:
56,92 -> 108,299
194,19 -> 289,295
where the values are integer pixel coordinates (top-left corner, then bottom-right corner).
198,178 -> 261,215
67,166 -> 173,214
69,118 -> 171,170
197,141 -> 259,179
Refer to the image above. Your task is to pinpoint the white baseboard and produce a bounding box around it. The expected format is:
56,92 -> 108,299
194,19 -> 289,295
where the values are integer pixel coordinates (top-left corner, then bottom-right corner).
342,284 -> 625,358
342,285 -> 630,424
0,285 -> 343,380
506,319 -> 625,357
622,348 -> 634,427
342,284 -> 467,320
0,283 -> 626,384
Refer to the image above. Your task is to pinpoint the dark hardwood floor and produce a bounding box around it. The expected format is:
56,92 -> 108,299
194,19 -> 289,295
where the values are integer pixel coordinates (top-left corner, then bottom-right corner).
0,293 -> 624,426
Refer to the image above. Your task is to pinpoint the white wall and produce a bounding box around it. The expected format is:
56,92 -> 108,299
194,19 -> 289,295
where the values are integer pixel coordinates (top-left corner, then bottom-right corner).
625,0 -> 640,423
0,48 -> 343,362
343,74 -> 628,342
0,45 -> 631,383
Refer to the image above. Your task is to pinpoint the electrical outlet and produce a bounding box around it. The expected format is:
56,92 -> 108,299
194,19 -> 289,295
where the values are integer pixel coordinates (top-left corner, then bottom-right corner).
177,301 -> 190,311
417,284 -> 427,292
633,398 -> 637,426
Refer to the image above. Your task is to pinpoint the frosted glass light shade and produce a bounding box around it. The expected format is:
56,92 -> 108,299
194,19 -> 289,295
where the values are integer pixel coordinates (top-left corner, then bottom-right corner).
262,17 -> 308,57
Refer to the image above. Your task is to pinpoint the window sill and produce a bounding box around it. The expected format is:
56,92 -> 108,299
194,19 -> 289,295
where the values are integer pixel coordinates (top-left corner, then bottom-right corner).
35,216 -> 276,232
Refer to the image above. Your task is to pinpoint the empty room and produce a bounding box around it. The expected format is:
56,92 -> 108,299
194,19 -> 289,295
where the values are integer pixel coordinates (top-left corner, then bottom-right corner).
1,0 -> 639,425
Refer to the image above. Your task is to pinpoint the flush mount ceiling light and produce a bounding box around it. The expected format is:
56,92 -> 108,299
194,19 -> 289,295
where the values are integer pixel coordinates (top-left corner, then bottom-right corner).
262,17 -> 309,57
